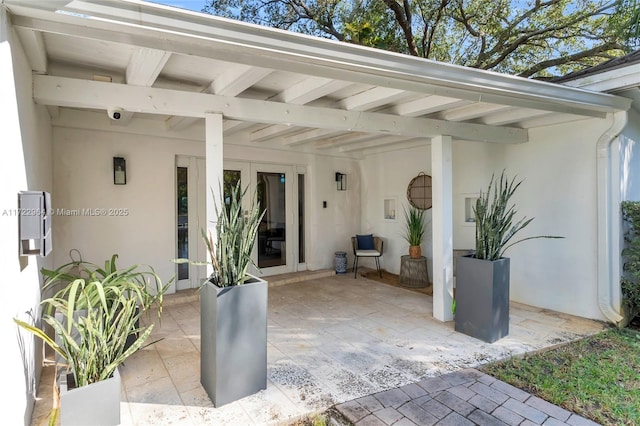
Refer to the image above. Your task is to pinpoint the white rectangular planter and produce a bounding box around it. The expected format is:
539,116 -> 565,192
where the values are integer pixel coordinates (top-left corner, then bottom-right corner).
455,255 -> 510,343
200,275 -> 268,407
59,367 -> 121,426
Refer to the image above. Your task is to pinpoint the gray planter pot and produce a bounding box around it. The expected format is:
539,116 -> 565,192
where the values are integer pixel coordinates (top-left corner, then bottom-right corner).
59,367 -> 121,426
455,255 -> 510,343
200,275 -> 268,407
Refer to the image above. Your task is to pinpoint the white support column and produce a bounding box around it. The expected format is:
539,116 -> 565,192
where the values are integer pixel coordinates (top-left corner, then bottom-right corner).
205,113 -> 224,277
431,135 -> 454,321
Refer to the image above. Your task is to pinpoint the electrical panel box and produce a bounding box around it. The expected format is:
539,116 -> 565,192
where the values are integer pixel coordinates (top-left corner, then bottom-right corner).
18,191 -> 52,256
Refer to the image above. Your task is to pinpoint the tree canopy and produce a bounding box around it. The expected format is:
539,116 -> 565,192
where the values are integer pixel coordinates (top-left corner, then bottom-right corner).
203,0 -> 638,78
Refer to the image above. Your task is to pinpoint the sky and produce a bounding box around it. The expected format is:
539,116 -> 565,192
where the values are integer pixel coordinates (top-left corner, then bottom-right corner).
148,0 -> 207,12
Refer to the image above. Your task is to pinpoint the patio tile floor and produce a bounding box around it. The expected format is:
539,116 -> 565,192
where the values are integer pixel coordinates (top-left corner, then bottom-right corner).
30,272 -> 607,425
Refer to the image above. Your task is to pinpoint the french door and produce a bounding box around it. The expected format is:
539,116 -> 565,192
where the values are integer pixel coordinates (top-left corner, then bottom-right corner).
176,158 -> 305,288
225,161 -> 305,276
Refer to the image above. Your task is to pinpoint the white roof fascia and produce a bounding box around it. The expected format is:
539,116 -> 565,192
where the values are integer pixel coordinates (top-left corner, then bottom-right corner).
562,63 -> 640,93
6,0 -> 631,116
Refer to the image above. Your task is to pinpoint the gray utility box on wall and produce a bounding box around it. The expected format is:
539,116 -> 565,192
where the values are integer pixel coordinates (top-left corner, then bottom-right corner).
19,191 -> 52,257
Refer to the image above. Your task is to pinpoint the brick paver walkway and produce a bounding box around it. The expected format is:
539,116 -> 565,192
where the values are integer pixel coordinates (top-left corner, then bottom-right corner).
334,369 -> 600,426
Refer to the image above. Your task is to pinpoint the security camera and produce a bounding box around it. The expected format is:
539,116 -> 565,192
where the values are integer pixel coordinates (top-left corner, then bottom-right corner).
107,107 -> 124,120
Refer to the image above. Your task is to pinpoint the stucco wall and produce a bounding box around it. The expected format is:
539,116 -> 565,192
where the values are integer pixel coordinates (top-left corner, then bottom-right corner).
504,118 -> 613,321
620,108 -> 640,202
305,155 -> 362,270
52,124 -> 203,292
1,10 -> 54,425
52,116 -> 362,291
360,143 -> 431,275
359,140 -> 505,278
452,141 -> 505,250
359,117 -> 611,321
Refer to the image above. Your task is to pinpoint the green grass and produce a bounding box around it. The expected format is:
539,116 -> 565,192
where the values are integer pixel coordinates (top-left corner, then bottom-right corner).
288,413 -> 329,426
481,327 -> 640,426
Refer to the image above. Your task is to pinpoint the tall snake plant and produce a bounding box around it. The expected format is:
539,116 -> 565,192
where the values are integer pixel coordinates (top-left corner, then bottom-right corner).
474,170 -> 562,260
203,181 -> 266,287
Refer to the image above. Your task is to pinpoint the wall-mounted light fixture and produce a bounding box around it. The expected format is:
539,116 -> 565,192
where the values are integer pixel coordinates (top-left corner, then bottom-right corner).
335,172 -> 346,191
114,157 -> 126,185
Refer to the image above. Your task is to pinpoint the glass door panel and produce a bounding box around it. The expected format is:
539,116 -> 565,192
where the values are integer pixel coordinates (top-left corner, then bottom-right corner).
223,169 -> 241,205
176,156 -> 206,290
223,161 -> 297,276
257,171 -> 287,269
251,163 -> 294,275
298,173 -> 305,264
177,167 -> 189,281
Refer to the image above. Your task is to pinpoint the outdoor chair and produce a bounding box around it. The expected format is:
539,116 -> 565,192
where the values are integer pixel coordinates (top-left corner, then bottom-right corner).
351,235 -> 383,278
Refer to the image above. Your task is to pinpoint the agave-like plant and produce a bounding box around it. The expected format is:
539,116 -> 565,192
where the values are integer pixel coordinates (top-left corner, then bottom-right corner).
40,254 -> 170,319
14,277 -> 159,388
474,170 -> 562,261
202,181 -> 266,287
402,204 -> 426,246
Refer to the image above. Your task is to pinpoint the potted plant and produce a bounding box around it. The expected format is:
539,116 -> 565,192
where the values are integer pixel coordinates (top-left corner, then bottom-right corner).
455,170 -> 562,343
199,181 -> 267,407
403,204 -> 426,259
40,254 -> 168,312
14,261 -> 170,425
40,254 -> 169,351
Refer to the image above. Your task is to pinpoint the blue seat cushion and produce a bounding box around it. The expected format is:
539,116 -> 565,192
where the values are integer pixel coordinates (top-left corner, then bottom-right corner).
356,234 -> 375,250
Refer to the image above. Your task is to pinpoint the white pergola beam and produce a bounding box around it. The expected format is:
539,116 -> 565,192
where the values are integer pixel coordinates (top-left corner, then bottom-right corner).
115,47 -> 171,125
361,139 -> 429,156
224,119 -> 256,135
212,65 -> 272,96
34,75 -> 528,143
441,103 -> 510,122
391,96 -> 468,117
339,135 -> 414,152
271,77 -> 350,105
46,105 -> 59,119
315,133 -> 382,149
340,87 -> 407,111
167,66 -> 272,130
283,128 -> 347,146
165,114 -> 194,131
250,124 -> 302,142
126,47 -> 171,86
519,112 -> 588,129
14,28 -> 47,73
479,108 -> 549,126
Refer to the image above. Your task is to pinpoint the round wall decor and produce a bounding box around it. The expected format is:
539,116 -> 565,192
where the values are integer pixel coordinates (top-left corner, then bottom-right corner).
407,173 -> 432,210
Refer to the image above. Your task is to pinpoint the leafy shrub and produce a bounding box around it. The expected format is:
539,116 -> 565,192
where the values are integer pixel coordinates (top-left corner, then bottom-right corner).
621,201 -> 640,321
